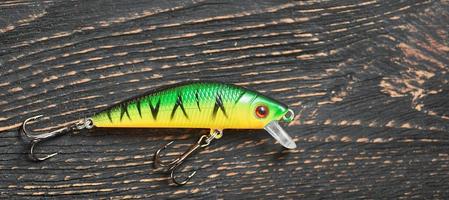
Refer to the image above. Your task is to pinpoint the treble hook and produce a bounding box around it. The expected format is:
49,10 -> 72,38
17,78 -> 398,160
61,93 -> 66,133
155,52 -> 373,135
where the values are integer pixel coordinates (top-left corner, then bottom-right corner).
153,129 -> 222,186
18,115 -> 93,161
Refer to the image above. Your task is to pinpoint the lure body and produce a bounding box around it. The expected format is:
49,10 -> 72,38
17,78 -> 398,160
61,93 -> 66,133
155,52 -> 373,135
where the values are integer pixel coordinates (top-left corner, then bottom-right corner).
91,81 -> 289,130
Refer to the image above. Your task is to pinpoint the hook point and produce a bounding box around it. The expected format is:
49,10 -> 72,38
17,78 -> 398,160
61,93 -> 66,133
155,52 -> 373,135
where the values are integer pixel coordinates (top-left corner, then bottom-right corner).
29,141 -> 58,161
171,169 -> 197,186
31,152 -> 58,162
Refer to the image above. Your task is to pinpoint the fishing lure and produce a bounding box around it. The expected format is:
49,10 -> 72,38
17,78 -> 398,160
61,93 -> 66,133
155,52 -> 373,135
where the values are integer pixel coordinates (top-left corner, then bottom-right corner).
19,81 -> 296,185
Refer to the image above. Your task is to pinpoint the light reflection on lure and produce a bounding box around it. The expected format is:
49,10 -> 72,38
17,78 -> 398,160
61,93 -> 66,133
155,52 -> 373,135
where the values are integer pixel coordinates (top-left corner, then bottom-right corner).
19,81 -> 296,186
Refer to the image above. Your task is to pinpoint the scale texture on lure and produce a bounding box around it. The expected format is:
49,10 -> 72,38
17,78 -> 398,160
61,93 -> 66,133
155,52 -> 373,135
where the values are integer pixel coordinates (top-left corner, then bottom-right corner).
91,81 -> 296,148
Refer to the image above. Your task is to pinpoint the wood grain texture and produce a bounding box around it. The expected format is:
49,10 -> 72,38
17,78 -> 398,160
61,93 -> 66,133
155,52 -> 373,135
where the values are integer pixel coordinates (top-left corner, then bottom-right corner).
1,0 -> 448,199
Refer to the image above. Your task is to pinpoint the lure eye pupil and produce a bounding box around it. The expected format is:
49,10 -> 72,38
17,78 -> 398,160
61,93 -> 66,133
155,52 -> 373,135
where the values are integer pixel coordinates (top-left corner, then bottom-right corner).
255,106 -> 269,118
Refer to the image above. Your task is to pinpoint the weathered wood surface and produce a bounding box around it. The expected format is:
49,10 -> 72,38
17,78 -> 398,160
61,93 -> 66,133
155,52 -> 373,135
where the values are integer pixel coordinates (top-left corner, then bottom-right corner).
1,0 -> 448,199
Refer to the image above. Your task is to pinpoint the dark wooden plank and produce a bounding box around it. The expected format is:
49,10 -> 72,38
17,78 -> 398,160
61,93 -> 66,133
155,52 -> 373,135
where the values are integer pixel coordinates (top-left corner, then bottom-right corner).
1,0 -> 448,199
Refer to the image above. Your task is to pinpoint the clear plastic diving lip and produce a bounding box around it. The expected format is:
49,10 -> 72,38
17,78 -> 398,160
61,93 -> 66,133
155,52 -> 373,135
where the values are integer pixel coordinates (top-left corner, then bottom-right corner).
264,120 -> 296,149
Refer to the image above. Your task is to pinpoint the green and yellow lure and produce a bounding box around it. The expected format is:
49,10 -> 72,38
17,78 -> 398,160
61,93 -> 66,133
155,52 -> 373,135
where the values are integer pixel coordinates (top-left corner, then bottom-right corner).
20,81 -> 296,185
91,81 -> 295,148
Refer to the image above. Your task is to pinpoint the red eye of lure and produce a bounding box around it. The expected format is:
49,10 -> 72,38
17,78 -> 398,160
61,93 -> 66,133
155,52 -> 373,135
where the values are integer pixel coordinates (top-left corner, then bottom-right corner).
255,105 -> 269,118
18,81 -> 295,186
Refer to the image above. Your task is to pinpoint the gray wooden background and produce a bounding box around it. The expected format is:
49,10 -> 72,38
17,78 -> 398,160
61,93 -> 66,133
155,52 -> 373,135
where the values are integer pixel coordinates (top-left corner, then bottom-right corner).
1,0 -> 448,199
